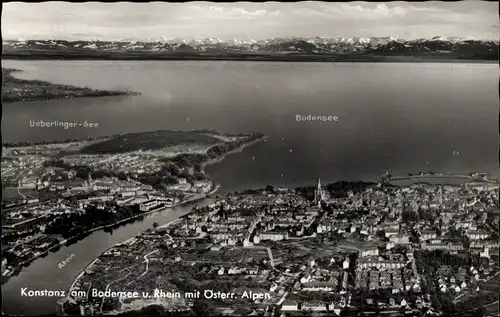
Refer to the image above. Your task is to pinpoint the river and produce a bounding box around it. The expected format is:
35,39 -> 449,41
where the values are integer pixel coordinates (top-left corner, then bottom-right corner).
1,60 -> 498,315
1,199 -> 213,315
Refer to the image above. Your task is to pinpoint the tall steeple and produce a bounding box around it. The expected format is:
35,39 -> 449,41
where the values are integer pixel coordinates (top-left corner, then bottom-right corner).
315,177 -> 325,206
87,173 -> 93,189
438,185 -> 443,204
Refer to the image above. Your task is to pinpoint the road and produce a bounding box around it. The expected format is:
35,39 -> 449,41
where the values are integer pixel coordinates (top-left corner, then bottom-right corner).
86,282 -> 93,301
248,219 -> 260,234
100,268 -> 133,313
17,183 -> 27,199
285,236 -> 315,241
1,201 -> 45,214
485,221 -> 499,238
2,215 -> 47,230
16,168 -> 33,199
1,167 -> 16,178
276,291 -> 289,306
175,260 -> 238,265
284,241 -> 312,253
271,291 -> 290,316
99,154 -> 119,164
137,250 -> 159,279
164,234 -> 173,242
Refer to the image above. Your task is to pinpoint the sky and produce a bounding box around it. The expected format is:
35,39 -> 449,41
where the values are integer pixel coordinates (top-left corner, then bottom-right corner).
2,1 -> 499,41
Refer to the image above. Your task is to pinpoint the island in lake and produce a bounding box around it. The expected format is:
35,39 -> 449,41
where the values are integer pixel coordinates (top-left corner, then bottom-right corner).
1,129 -> 266,285
1,68 -> 139,103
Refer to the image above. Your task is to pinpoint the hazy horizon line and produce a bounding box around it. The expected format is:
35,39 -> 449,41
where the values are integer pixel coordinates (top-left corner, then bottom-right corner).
4,35 -> 497,42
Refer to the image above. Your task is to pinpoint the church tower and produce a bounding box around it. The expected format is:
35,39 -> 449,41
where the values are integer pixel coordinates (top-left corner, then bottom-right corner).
87,173 -> 93,188
314,178 -> 325,207
438,185 -> 443,204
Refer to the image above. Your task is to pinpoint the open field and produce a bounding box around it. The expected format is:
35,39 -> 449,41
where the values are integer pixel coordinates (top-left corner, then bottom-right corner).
454,272 -> 500,315
79,130 -> 221,154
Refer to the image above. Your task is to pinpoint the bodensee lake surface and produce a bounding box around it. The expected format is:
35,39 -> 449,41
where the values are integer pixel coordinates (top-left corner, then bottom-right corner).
1,59 -> 498,315
3,60 -> 499,190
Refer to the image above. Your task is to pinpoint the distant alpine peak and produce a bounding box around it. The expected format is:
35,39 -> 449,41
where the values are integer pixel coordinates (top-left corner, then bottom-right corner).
3,36 -> 493,44
3,35 -> 497,60
431,35 -> 477,42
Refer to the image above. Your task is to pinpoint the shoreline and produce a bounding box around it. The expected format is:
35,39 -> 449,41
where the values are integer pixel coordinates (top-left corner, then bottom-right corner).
2,134 -> 262,284
2,91 -> 141,104
57,185 -> 218,314
56,169 -> 228,313
202,135 -> 268,170
54,171 -> 496,315
15,173 -> 482,286
2,134 -> 255,314
2,67 -> 140,103
1,192 -> 209,285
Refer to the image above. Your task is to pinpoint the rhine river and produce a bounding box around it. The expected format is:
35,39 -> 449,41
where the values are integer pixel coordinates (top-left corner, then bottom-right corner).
2,60 -> 498,315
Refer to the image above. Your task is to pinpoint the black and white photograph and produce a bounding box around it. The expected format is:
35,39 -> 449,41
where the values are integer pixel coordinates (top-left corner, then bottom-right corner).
1,1 -> 499,316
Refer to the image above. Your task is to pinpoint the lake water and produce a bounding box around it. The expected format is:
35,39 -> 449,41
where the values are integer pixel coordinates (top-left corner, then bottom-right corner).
1,60 -> 498,315
3,60 -> 499,191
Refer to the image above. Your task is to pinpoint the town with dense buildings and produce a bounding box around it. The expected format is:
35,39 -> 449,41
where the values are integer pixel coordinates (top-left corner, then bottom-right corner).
1,132 -> 499,317
1,130 -> 264,284
56,175 -> 499,316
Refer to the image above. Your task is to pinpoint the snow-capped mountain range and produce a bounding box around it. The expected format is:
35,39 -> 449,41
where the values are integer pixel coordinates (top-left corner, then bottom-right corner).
3,36 -> 498,60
